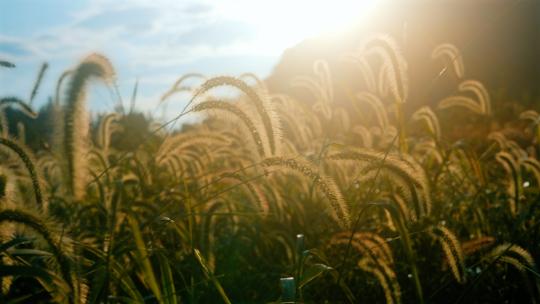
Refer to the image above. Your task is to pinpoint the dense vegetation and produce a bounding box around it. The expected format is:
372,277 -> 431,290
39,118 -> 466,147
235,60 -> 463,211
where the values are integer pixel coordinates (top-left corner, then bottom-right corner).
0,35 -> 539,303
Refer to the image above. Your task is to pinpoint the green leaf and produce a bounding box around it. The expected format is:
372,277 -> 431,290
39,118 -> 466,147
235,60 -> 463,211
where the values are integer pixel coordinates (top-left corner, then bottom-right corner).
299,263 -> 334,289
157,252 -> 178,304
128,214 -> 163,303
194,248 -> 231,304
87,265 -> 107,304
81,244 -> 145,303
7,249 -> 53,257
0,237 -> 32,252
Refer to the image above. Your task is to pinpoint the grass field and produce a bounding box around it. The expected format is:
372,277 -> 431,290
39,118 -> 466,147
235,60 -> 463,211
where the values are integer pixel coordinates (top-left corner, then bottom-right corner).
0,33 -> 539,303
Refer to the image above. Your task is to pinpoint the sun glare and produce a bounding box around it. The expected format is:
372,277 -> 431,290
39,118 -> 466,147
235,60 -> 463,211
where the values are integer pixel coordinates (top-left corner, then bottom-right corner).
218,0 -> 379,53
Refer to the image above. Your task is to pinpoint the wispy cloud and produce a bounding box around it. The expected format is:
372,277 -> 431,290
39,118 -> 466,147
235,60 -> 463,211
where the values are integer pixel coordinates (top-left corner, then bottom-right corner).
0,0 -> 284,119
0,39 -> 34,58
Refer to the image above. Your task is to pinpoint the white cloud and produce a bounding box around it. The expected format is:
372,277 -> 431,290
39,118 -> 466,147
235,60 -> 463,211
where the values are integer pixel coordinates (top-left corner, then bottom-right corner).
0,0 -> 282,113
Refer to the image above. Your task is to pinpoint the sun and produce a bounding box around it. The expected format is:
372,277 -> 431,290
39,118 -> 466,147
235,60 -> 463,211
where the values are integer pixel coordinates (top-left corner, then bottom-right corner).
217,0 -> 379,54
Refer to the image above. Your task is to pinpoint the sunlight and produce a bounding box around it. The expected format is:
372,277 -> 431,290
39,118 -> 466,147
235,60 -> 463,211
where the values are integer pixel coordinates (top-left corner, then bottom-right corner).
218,0 -> 379,53
2,1 -> 536,302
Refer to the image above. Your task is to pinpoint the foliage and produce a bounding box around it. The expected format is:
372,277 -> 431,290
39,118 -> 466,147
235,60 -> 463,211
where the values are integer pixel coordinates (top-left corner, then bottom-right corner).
0,35 -> 539,304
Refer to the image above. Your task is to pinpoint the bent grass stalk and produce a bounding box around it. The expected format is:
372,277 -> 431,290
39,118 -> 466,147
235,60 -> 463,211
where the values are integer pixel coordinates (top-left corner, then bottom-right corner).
0,137 -> 43,209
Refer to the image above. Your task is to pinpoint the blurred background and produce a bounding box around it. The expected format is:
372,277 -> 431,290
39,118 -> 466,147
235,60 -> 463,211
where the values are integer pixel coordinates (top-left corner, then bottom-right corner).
1,0 -> 539,116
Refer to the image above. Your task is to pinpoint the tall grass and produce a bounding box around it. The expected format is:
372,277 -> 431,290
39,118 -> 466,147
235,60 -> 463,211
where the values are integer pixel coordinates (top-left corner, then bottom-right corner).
0,34 -> 538,304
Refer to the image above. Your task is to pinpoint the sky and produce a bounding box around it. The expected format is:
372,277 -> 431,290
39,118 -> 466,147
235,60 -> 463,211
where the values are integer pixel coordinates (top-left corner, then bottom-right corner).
0,0 -> 375,121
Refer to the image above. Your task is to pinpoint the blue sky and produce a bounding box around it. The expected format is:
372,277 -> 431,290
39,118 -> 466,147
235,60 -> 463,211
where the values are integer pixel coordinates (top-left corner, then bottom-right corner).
0,0 -> 374,121
0,0 -> 285,119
